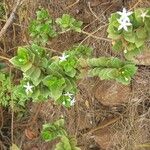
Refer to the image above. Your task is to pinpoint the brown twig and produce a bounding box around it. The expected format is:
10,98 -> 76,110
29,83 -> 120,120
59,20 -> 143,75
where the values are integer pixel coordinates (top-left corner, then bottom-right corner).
0,55 -> 10,61
85,117 -> 120,135
81,28 -> 110,42
87,2 -> 101,21
129,0 -> 142,10
65,0 -> 80,10
0,0 -> 24,40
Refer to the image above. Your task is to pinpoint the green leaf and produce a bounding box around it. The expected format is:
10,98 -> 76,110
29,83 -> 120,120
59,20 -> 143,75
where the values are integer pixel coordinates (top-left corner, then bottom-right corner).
21,62 -> 32,72
30,67 -> 41,81
41,119 -> 66,142
10,47 -> 34,69
72,20 -> 83,32
56,14 -> 71,28
136,27 -> 147,39
17,47 -> 29,58
36,9 -> 49,20
123,32 -> 136,43
55,136 -> 81,150
134,37 -> 144,48
60,59 -> 77,78
56,14 -> 82,32
24,66 -> 36,77
43,75 -> 66,100
107,24 -> 121,39
98,68 -> 119,80
48,61 -> 65,77
87,57 -> 124,68
71,45 -> 93,58
116,64 -> 137,85
145,17 -> 150,33
31,43 -> 45,56
121,64 -> 137,77
116,75 -> 131,85
112,40 -> 123,51
124,48 -> 141,60
126,43 -> 137,51
64,78 -> 74,92
29,9 -> 56,44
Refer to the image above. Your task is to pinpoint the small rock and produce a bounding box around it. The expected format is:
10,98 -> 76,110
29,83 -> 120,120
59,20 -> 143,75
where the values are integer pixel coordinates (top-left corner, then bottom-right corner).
134,50 -> 150,66
93,128 -> 112,149
94,81 -> 131,106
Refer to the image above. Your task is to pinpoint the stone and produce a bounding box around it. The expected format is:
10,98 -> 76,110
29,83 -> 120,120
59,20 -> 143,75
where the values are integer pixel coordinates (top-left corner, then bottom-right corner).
134,50 -> 150,66
94,81 -> 131,106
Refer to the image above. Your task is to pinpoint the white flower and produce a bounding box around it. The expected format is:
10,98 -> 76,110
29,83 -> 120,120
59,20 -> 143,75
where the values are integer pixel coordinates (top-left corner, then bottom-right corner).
118,19 -> 132,31
70,97 -> 76,106
64,92 -> 76,106
117,8 -> 133,22
23,82 -> 34,95
124,49 -> 127,53
141,10 -> 150,22
64,92 -> 73,97
59,53 -> 69,62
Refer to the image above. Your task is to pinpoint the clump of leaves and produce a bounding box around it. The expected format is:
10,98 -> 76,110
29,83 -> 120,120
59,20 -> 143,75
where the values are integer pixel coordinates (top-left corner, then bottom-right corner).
29,9 -> 83,45
56,14 -> 83,32
87,57 -> 137,85
9,43 -> 92,107
41,119 -> 80,150
29,8 -> 57,45
41,119 -> 67,141
0,72 -> 28,109
0,72 -> 11,107
107,8 -> 150,60
10,8 -> 140,109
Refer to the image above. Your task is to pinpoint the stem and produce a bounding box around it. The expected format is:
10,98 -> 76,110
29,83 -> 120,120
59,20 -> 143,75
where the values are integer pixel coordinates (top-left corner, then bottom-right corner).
9,69 -> 14,144
58,29 -> 71,34
0,0 -> 24,39
136,143 -> 150,148
81,30 -> 111,42
65,0 -> 80,9
0,55 -> 10,61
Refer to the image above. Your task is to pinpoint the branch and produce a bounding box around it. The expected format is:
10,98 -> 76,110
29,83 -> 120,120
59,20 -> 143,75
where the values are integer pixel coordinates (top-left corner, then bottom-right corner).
0,0 -> 24,40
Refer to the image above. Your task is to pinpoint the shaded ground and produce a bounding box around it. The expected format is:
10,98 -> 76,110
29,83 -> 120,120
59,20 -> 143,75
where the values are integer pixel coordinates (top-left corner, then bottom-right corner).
0,0 -> 150,150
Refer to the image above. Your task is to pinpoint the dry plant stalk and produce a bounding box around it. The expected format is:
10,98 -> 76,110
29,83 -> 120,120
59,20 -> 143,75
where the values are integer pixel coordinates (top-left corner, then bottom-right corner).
0,0 -> 24,40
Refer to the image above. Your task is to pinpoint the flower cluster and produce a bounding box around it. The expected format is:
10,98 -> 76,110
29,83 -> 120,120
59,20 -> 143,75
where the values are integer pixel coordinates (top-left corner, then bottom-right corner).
63,92 -> 76,106
117,8 -> 133,31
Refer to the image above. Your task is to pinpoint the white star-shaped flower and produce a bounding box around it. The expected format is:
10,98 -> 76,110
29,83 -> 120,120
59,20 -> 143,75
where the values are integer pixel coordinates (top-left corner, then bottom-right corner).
64,92 -> 76,106
118,19 -> 132,31
70,97 -> 76,106
64,92 -> 73,98
117,8 -> 133,22
23,82 -> 34,95
141,10 -> 150,22
59,53 -> 69,62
